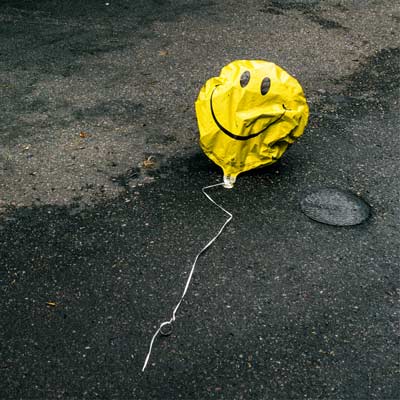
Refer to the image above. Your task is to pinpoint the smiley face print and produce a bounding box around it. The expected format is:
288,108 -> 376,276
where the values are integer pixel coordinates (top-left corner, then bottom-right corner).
195,60 -> 309,183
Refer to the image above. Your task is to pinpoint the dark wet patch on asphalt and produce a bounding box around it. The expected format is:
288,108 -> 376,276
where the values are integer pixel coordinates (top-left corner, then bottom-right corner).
0,0 -> 218,75
1,0 -> 217,21
309,46 -> 400,130
1,142 -> 399,398
342,47 -> 400,102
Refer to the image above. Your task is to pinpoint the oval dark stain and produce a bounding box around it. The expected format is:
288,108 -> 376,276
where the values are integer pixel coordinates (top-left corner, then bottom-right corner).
300,188 -> 370,226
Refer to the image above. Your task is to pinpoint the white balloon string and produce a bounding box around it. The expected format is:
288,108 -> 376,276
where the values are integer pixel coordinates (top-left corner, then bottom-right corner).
142,182 -> 233,372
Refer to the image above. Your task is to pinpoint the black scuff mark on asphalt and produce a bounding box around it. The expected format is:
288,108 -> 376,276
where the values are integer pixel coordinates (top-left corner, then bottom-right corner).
262,0 -> 348,30
258,7 -> 284,15
145,132 -> 177,145
306,13 -> 348,30
72,101 -> 144,123
268,0 -> 320,12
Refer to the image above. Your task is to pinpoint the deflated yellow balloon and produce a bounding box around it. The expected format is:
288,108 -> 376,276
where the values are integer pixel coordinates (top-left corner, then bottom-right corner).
195,60 -> 309,187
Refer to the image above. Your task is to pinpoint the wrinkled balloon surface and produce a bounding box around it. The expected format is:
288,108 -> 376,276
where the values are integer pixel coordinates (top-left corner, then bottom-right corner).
195,60 -> 309,184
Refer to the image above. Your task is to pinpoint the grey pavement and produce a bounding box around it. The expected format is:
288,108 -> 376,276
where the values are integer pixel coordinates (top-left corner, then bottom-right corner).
0,1 -> 399,399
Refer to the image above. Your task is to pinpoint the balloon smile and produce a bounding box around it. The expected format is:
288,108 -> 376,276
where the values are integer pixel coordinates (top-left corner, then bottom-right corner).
210,86 -> 286,141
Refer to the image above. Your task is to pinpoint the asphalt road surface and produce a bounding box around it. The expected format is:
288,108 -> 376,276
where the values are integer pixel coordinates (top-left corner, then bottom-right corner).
1,1 -> 399,399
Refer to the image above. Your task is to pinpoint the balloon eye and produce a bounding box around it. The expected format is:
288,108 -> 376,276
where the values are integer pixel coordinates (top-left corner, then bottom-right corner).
260,77 -> 271,95
240,71 -> 250,88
